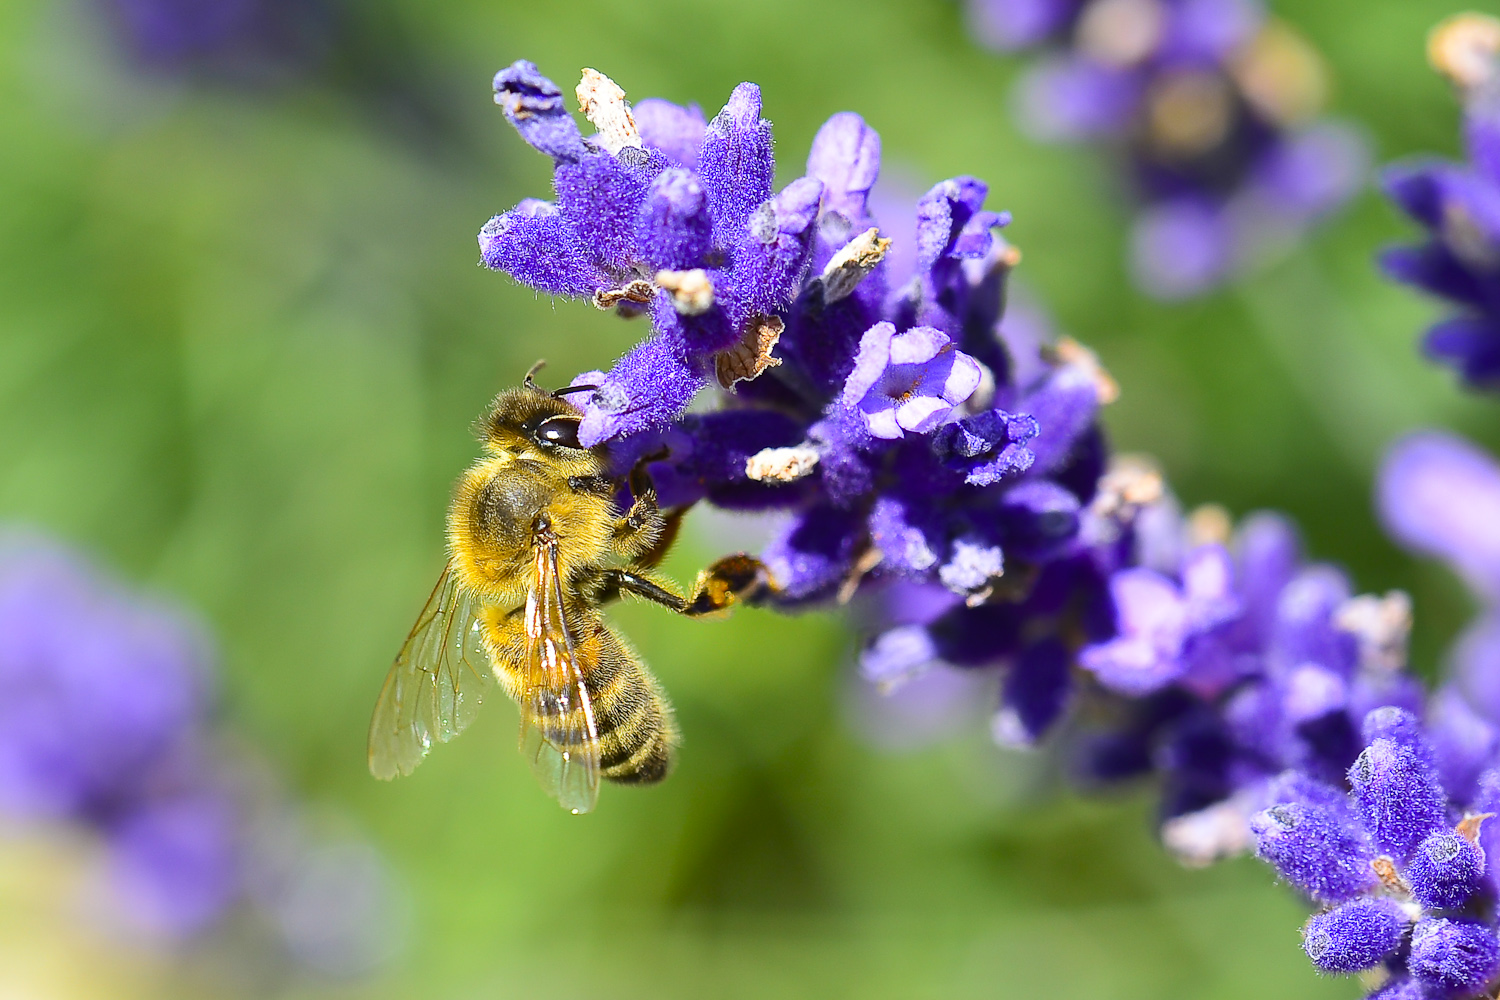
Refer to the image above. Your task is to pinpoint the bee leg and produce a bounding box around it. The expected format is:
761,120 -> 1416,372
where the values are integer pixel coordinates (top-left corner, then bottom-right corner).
590,556 -> 774,615
611,448 -> 684,564
567,475 -> 616,498
680,554 -> 775,616
631,504 -> 690,570
590,569 -> 689,612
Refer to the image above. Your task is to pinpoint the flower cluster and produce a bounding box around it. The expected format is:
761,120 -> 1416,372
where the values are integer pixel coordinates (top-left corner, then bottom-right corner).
1251,710 -> 1500,998
478,58 -> 1500,999
480,60 -> 1115,618
964,0 -> 1368,298
0,537 -> 238,936
0,533 -> 400,973
1381,13 -> 1500,390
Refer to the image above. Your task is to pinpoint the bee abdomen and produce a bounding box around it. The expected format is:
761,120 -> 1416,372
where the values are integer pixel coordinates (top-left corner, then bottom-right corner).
590,657 -> 678,785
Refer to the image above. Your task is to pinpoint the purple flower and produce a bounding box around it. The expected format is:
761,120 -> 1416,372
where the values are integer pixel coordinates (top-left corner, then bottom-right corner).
840,324 -> 983,440
0,533 -> 402,963
966,0 -> 1367,298
1379,432 -> 1500,601
968,0 -> 1081,51
0,541 -> 209,821
1129,199 -> 1232,300
1380,14 -> 1500,389
1379,431 -> 1500,741
1348,731 -> 1447,863
1405,831 -> 1486,910
480,62 -> 828,446
1078,543 -> 1239,696
1249,773 -> 1377,904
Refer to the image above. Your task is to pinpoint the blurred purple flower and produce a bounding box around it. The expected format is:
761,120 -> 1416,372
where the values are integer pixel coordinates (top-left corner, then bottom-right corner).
1381,13 -> 1500,390
970,0 -> 1368,298
0,533 -> 402,970
100,0 -> 331,77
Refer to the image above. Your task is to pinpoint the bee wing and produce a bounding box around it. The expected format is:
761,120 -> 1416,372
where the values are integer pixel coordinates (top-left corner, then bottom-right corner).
368,562 -> 491,780
517,539 -> 601,815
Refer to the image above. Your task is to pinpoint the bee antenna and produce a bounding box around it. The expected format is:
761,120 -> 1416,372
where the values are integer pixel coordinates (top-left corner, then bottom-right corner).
553,384 -> 598,399
523,360 -> 547,390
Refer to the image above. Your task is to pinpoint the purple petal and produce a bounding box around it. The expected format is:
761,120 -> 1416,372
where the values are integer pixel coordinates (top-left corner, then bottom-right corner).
914,177 -> 997,270
1255,122 -> 1370,221
1113,567 -> 1188,641
1409,918 -> 1500,995
1302,897 -> 1408,973
492,60 -> 587,164
1130,199 -> 1231,300
633,98 -> 706,169
1382,160 -> 1448,229
894,395 -> 953,435
966,0 -> 1080,50
1467,87 -> 1500,186
108,792 -> 240,937
554,153 -> 653,274
889,325 -> 950,365
1406,830 -> 1486,910
995,637 -> 1072,746
1161,0 -> 1262,61
1235,512 -> 1302,645
997,478 -> 1081,560
1250,772 -> 1378,903
760,504 -> 864,605
1013,56 -> 1140,143
1425,316 -> 1500,388
807,112 -> 881,226
860,624 -> 938,687
1378,431 -> 1500,599
1349,735 -> 1448,862
1452,612 -> 1500,724
842,322 -> 897,404
1427,685 -> 1499,804
1018,364 -> 1098,475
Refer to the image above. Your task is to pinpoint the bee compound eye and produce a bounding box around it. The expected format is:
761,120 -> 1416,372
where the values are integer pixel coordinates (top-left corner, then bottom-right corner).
534,416 -> 583,449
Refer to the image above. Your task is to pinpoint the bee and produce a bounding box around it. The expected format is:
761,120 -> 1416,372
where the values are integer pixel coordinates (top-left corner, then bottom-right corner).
368,367 -> 770,813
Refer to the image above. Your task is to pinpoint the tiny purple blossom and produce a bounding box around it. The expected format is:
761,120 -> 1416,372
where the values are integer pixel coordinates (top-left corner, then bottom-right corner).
840,324 -> 983,440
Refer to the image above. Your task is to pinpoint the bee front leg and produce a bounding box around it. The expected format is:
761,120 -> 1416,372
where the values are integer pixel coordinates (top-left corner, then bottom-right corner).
611,448 -> 687,566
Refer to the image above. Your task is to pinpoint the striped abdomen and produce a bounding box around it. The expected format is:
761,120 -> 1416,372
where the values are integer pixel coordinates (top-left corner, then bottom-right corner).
584,623 -> 679,784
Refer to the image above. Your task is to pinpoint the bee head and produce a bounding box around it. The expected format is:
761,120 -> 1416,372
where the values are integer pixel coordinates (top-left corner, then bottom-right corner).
481,382 -> 593,456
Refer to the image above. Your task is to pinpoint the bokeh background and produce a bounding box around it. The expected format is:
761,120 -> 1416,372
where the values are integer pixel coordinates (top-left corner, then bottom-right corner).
1,0 -> 1495,997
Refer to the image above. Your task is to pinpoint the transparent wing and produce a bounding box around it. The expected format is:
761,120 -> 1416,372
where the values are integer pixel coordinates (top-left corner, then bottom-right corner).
368,562 -> 491,780
517,540 -> 601,814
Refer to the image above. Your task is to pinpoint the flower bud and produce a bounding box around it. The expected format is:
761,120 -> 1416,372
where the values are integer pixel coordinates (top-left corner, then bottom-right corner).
1250,774 -> 1377,903
1349,736 -> 1447,862
1302,897 -> 1409,972
1409,917 -> 1500,994
1405,830 -> 1486,910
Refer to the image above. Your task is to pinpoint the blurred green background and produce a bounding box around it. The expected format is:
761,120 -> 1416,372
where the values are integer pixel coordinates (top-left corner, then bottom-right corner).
2,0 -> 1496,997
